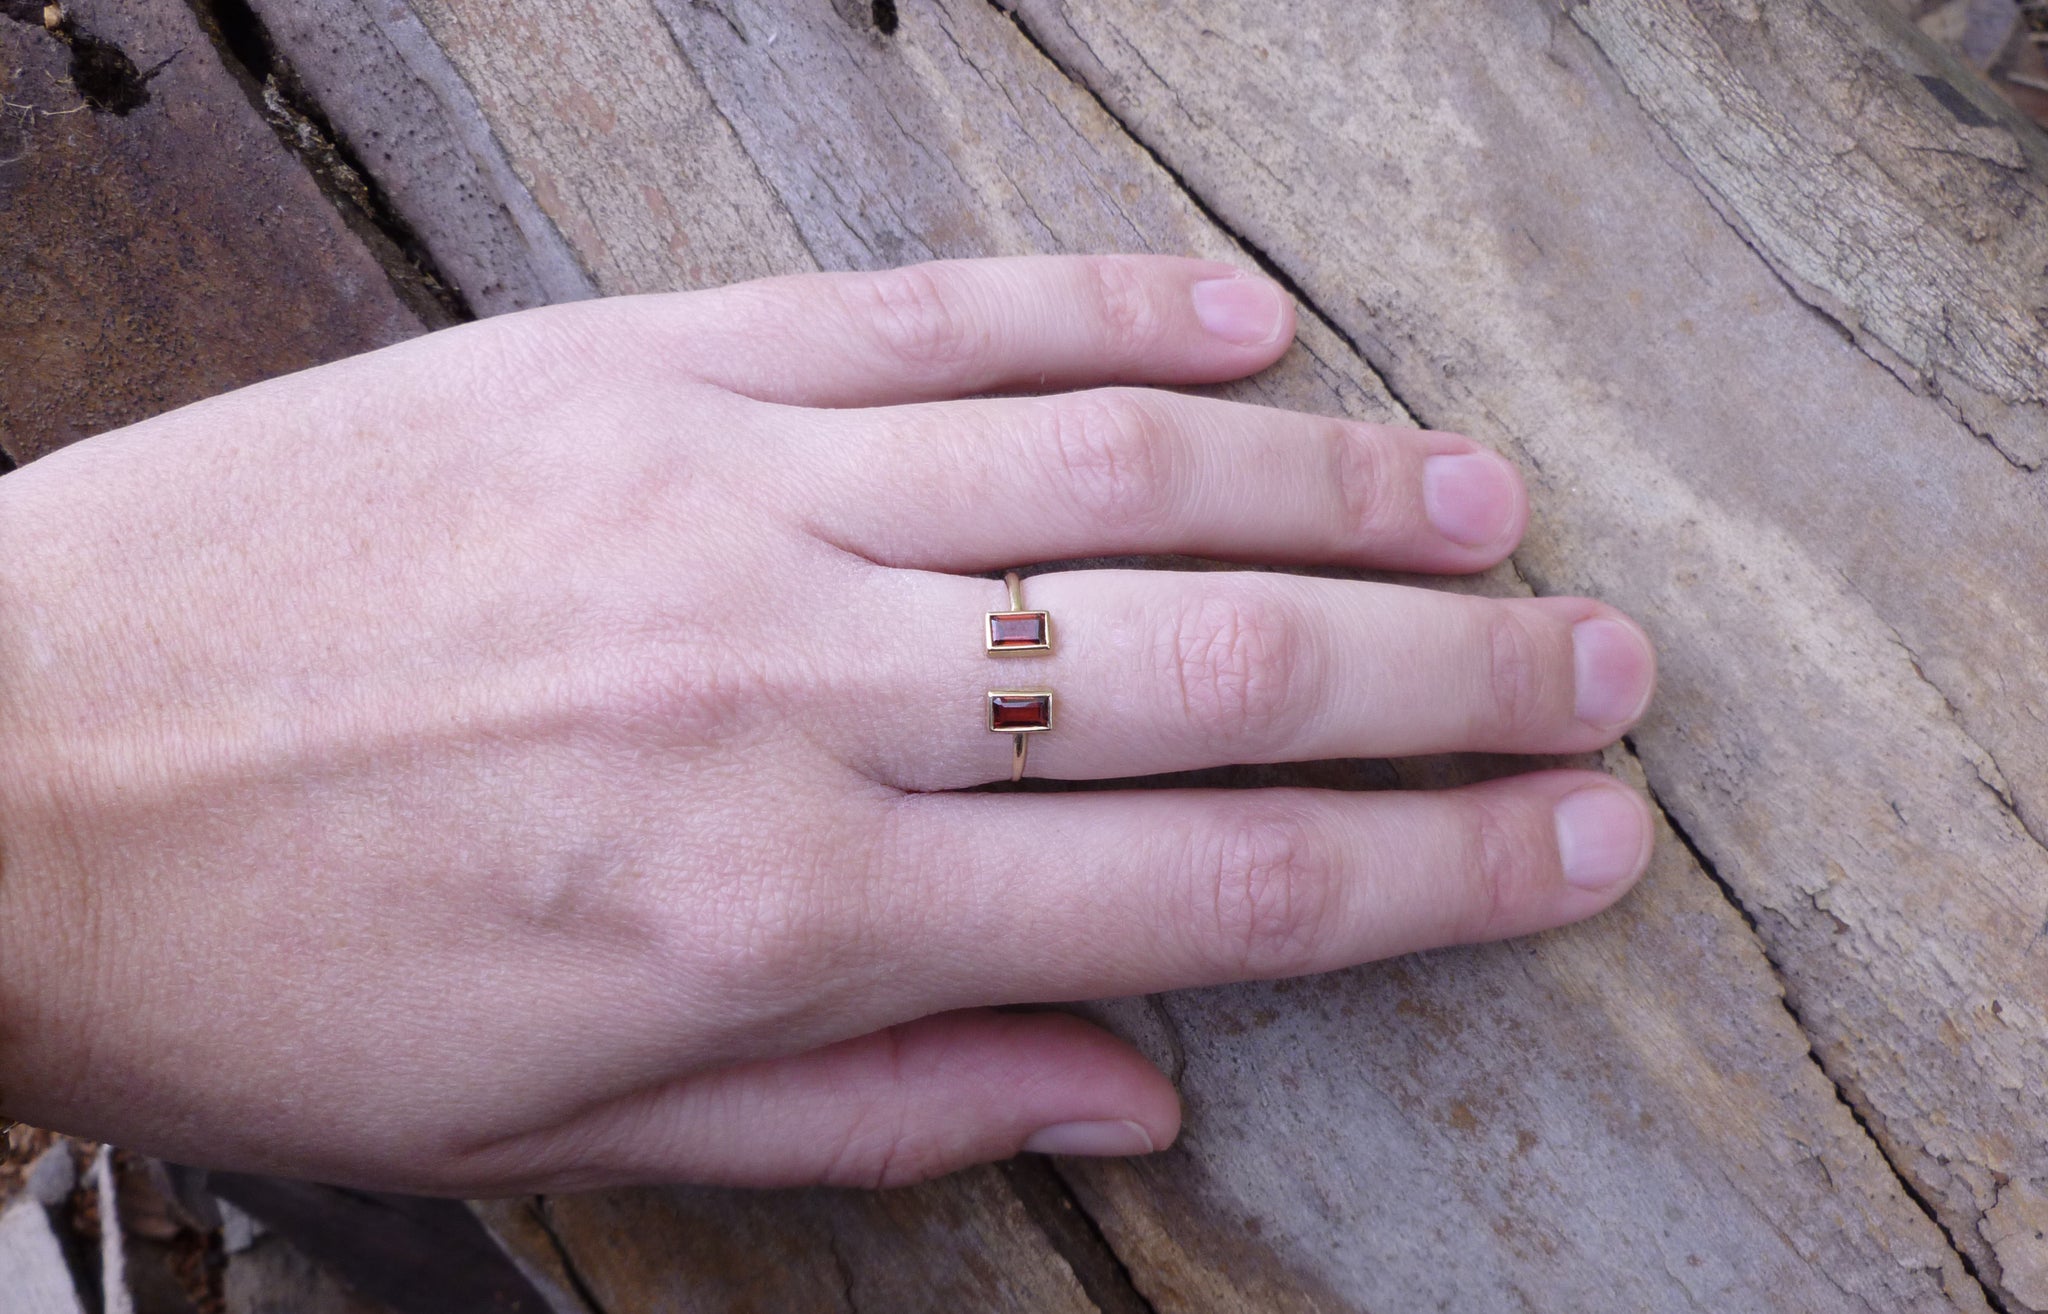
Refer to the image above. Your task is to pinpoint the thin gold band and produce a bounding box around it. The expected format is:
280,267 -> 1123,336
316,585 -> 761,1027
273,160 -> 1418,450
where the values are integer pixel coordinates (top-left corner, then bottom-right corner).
1007,570 -> 1031,782
1006,572 -> 1028,782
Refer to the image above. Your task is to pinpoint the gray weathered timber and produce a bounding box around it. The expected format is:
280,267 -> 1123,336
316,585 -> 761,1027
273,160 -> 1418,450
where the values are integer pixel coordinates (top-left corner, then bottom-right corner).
228,0 -> 2032,1307
1001,0 -> 2048,1305
477,1174 -> 1109,1314
403,0 -> 809,296
242,0 -> 597,315
1572,0 -> 2048,469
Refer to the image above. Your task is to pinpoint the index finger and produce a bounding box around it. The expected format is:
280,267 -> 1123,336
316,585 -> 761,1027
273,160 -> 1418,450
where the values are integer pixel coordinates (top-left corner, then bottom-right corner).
615,254 -> 1297,407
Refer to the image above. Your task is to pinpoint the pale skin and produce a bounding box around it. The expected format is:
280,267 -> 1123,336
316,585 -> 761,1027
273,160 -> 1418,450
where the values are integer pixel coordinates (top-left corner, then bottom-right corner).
0,255 -> 1655,1194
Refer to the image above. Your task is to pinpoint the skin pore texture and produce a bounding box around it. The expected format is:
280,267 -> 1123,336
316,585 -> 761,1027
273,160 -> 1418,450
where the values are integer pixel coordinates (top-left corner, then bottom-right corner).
0,255 -> 1655,1194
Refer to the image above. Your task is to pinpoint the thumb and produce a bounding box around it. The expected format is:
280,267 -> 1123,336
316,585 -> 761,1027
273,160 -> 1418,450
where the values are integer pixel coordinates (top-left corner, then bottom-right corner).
468,1009 -> 1180,1192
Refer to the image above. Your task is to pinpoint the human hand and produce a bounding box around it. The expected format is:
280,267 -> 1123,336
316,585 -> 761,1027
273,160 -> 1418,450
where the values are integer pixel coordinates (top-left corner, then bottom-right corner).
0,255 -> 1654,1193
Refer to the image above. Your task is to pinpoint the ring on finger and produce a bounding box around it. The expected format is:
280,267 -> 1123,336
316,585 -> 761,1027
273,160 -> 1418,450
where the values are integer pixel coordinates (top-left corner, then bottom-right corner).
985,571 -> 1054,782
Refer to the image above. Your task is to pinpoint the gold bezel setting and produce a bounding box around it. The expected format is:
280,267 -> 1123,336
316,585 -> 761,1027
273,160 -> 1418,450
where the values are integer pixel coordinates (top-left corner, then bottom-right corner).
986,689 -> 1055,733
985,609 -> 1053,655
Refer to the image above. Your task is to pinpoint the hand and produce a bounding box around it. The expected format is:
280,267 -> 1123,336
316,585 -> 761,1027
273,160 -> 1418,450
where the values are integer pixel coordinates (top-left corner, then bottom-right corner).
0,255 -> 1654,1193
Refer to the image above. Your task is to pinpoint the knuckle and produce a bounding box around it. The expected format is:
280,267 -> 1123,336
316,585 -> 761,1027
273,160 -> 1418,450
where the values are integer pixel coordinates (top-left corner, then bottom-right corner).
1078,255 -> 1163,361
821,1117 -> 921,1191
1481,609 -> 1557,743
1163,587 -> 1316,755
1187,807 -> 1339,978
818,1031 -> 946,1189
1459,796 -> 1535,941
1326,424 -> 1396,547
1045,389 -> 1179,532
847,264 -> 985,368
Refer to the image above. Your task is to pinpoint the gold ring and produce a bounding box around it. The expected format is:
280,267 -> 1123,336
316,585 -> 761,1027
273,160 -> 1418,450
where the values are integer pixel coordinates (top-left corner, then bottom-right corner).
985,571 -> 1053,782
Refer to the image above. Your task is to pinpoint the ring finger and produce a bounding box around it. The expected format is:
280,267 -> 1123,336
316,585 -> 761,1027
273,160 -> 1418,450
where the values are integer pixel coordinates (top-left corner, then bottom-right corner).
854,567 -> 1655,788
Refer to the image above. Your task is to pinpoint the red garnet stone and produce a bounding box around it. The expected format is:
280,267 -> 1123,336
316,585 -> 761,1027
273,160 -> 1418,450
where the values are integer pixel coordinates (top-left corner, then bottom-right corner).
986,611 -> 1050,651
988,691 -> 1053,732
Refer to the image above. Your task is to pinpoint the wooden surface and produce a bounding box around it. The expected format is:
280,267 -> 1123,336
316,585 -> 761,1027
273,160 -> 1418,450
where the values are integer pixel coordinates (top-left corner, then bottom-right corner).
0,0 -> 429,465
6,0 -> 2048,1310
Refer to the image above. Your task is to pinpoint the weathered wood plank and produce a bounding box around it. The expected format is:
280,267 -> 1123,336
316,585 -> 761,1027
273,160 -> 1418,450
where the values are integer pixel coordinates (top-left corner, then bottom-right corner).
224,0 -> 597,315
481,1171 -> 1108,1314
0,0 -> 426,463
403,0 -> 808,296
276,0 -> 2021,1307
1572,0 -> 2048,467
997,1 -> 2048,1305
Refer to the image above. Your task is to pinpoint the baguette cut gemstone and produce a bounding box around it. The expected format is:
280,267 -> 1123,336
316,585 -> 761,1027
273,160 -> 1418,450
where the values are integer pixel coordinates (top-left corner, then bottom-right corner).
988,691 -> 1053,732
986,610 -> 1051,652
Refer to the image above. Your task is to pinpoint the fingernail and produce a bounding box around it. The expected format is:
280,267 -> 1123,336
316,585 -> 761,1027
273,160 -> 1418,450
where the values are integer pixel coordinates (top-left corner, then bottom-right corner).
1422,452 -> 1520,547
1572,617 -> 1654,726
1191,276 -> 1287,346
1553,785 -> 1652,890
1021,1119 -> 1157,1157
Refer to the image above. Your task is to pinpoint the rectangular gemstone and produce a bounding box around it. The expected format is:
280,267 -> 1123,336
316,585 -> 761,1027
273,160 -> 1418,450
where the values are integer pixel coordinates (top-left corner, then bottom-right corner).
987,691 -> 1053,732
986,610 -> 1050,652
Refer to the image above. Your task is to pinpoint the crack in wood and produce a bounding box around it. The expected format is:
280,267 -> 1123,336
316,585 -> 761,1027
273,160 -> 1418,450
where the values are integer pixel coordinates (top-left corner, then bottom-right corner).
1832,566 -> 2048,858
2,0 -> 168,115
181,0 -> 472,328
1000,1157 -> 1159,1314
525,1196 -> 608,1314
1630,98 -> 2043,478
1638,754 -> 2010,1314
823,1228 -> 862,1314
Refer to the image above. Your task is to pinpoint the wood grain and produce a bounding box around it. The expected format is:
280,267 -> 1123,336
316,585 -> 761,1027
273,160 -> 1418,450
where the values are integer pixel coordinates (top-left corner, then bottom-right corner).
402,0 -> 808,296
481,1172 -> 1107,1314
0,0 -> 426,463
242,0 -> 597,315
1572,0 -> 2048,469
